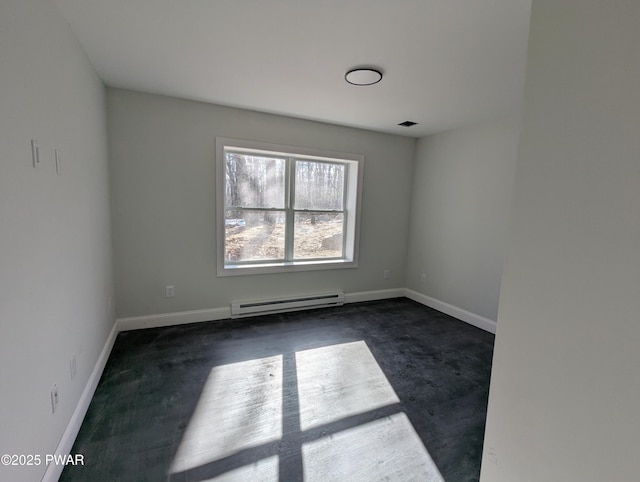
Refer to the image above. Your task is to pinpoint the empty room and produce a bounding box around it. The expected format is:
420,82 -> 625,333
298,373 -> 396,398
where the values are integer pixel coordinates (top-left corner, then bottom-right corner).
2,1 -> 639,481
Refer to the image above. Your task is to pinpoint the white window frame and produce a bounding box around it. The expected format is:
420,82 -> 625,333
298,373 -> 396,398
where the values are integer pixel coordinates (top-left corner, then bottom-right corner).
216,137 -> 363,276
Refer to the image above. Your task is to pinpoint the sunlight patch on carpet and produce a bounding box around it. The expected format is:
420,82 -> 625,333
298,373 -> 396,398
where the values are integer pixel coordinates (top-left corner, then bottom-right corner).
200,455 -> 279,482
170,355 -> 282,474
302,412 -> 444,482
296,340 -> 400,431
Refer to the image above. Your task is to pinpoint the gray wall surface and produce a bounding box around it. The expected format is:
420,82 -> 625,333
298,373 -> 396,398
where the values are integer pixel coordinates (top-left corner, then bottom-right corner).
107,89 -> 416,317
0,1 -> 114,480
406,117 -> 520,321
482,1 -> 640,480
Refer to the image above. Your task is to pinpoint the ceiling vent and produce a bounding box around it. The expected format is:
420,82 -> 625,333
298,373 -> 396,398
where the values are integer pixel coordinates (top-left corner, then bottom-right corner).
398,121 -> 418,127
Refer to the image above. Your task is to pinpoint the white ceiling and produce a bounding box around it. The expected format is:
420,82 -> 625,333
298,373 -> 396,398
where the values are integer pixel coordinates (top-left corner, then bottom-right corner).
54,0 -> 531,138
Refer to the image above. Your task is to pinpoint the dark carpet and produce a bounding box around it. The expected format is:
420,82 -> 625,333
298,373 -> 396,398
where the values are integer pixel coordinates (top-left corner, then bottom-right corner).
61,298 -> 494,481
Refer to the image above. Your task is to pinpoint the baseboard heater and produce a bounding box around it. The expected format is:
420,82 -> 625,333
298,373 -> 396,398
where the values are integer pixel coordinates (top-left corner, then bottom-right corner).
231,292 -> 345,319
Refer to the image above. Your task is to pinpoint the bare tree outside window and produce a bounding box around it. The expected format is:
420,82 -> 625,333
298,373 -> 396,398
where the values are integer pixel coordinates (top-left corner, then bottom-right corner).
224,152 -> 347,263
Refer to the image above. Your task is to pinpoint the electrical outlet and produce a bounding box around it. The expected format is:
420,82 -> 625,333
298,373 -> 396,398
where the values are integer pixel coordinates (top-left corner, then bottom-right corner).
31,140 -> 40,168
165,285 -> 175,298
421,273 -> 426,284
488,446 -> 498,464
55,149 -> 62,174
70,355 -> 77,380
51,385 -> 59,414
383,270 -> 391,280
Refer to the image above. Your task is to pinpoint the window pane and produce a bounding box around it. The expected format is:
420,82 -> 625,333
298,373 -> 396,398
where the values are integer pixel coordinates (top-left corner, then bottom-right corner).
294,212 -> 344,259
225,210 -> 285,262
225,152 -> 285,208
294,161 -> 345,210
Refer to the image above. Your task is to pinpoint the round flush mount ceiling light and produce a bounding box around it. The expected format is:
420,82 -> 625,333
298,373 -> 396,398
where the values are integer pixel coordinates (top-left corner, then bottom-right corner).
345,67 -> 383,86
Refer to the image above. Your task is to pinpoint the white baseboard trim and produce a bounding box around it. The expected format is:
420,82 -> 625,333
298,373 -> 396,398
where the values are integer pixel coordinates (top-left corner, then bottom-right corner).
42,320 -> 119,482
117,307 -> 231,331
404,289 -> 497,334
344,288 -> 406,304
116,289 -> 406,331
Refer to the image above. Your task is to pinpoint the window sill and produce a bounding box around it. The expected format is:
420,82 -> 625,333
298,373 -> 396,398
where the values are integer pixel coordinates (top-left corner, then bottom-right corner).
217,259 -> 358,277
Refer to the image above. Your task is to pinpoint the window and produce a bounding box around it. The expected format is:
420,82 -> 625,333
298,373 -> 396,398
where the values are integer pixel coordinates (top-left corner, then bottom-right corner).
216,138 -> 363,276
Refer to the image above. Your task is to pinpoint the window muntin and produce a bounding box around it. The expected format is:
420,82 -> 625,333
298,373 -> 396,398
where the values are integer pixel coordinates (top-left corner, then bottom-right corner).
216,138 -> 362,276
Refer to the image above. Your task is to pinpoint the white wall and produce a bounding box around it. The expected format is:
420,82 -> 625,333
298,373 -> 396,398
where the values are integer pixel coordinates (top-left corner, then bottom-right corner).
107,89 -> 416,318
406,117 -> 520,322
0,1 -> 114,480
482,1 -> 640,480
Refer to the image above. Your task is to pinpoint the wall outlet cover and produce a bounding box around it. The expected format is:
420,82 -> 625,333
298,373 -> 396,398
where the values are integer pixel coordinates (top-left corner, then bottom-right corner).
51,385 -> 59,414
